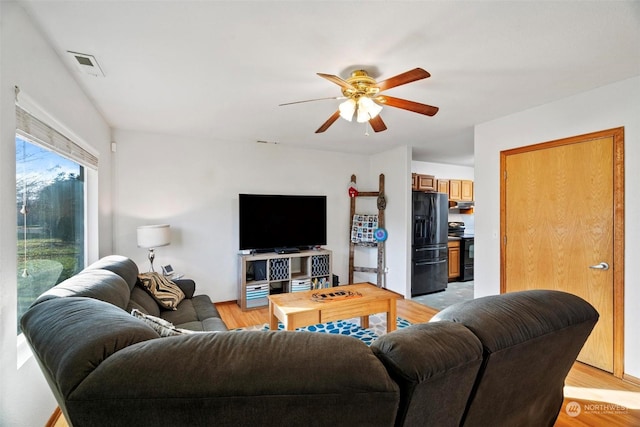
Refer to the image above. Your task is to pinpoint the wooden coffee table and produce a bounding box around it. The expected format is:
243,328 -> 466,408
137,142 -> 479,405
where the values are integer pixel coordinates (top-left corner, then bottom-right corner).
268,283 -> 399,332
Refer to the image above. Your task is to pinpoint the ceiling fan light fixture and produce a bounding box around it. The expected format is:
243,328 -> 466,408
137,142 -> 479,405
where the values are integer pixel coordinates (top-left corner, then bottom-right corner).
339,98 -> 356,121
293,67 -> 436,133
356,97 -> 383,123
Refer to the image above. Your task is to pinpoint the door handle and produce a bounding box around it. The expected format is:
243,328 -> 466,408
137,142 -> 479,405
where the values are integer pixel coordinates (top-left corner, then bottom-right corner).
589,262 -> 610,271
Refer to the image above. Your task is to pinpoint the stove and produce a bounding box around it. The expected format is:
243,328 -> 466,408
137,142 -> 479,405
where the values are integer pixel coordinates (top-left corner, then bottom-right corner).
448,221 -> 473,238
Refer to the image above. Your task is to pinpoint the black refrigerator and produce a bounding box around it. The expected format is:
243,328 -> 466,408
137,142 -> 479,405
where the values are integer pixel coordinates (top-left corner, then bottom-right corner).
411,191 -> 448,296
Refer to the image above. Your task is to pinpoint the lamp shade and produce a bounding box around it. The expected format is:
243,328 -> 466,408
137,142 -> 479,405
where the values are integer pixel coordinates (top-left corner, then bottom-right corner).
137,224 -> 171,248
356,97 -> 383,123
338,98 -> 356,121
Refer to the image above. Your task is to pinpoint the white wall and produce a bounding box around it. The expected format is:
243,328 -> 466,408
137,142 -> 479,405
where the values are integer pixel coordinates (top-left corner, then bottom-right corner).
371,146 -> 412,296
112,129 -> 411,302
0,3 -> 112,426
474,76 -> 640,378
412,160 -> 474,181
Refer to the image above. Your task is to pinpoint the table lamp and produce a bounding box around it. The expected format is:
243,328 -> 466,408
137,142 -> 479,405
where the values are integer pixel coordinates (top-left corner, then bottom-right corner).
137,224 -> 171,272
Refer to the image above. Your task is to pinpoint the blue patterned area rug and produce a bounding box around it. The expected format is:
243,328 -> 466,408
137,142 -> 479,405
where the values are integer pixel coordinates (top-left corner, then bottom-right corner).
237,313 -> 412,346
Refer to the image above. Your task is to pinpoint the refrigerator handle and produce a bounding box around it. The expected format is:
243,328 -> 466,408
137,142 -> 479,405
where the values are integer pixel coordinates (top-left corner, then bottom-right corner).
415,259 -> 447,266
415,246 -> 446,252
429,199 -> 435,242
414,217 -> 426,239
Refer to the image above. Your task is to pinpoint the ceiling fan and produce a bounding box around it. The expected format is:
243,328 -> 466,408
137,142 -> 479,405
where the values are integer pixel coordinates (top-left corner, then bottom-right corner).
280,68 -> 439,133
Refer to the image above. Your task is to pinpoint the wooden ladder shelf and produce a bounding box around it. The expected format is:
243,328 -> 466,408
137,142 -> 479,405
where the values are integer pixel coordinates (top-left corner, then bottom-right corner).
348,173 -> 386,288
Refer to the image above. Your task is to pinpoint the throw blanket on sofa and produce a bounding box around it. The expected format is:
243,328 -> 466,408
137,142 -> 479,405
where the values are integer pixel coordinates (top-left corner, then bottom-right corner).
138,272 -> 185,310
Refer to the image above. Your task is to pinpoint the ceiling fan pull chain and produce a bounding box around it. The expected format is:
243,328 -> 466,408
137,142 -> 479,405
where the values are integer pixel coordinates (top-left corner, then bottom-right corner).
364,121 -> 370,136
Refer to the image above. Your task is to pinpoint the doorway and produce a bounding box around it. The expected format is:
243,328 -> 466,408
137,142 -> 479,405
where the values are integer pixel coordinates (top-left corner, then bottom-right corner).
500,127 -> 624,377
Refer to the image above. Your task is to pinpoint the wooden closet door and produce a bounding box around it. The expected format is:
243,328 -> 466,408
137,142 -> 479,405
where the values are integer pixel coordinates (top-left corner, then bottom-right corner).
501,129 -> 624,375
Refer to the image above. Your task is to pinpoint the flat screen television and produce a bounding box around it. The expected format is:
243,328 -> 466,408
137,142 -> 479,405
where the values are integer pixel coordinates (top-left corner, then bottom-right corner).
239,194 -> 327,252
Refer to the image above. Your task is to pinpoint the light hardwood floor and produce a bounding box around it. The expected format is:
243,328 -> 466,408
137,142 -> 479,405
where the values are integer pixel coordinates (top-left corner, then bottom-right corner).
50,298 -> 639,426
217,298 -> 640,427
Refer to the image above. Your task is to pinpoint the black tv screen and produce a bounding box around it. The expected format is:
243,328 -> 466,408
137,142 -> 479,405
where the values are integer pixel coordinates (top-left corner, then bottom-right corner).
239,194 -> 327,251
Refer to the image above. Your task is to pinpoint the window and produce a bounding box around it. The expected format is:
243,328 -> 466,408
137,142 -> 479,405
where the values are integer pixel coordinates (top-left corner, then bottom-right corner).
16,136 -> 85,332
15,103 -> 96,334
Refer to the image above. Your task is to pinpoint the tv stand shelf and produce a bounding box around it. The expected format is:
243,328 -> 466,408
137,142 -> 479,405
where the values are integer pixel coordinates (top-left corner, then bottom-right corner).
238,249 -> 332,311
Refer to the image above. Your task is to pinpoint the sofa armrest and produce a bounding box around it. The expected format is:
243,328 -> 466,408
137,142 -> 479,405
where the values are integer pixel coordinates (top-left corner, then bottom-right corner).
171,278 -> 195,298
65,331 -> 399,426
371,322 -> 483,427
21,298 -> 159,404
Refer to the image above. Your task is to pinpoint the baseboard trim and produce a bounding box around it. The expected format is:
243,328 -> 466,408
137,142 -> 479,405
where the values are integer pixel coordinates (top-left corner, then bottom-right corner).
45,407 -> 63,427
623,372 -> 640,386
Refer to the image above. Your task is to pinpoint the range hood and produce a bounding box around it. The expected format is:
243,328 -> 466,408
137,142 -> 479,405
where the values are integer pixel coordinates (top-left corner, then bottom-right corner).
449,201 -> 474,210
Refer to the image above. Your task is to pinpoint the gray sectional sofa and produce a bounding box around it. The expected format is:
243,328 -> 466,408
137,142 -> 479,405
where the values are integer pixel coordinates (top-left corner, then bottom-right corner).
21,255 -> 598,427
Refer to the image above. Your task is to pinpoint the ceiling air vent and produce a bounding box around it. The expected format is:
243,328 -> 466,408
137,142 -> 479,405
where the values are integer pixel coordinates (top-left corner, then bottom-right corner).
67,51 -> 105,77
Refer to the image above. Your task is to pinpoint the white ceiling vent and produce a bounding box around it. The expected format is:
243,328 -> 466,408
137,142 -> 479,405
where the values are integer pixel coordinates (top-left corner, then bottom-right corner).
67,51 -> 105,77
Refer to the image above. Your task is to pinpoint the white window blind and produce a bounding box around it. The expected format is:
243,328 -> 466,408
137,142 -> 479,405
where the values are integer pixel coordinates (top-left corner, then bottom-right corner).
15,105 -> 98,169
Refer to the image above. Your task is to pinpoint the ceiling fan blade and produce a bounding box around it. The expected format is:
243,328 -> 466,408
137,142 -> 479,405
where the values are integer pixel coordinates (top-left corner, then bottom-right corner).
315,110 -> 341,133
376,95 -> 439,116
376,68 -> 431,92
317,73 -> 355,90
279,96 -> 345,106
369,115 -> 387,132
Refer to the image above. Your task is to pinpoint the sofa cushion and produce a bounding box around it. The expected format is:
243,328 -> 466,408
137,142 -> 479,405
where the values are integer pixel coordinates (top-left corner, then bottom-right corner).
67,330 -> 399,427
432,290 -> 599,353
82,255 -> 139,291
138,273 -> 185,310
131,309 -> 193,337
161,296 -> 228,331
126,285 -> 161,317
180,317 -> 228,332
161,295 -> 210,322
32,269 -> 131,310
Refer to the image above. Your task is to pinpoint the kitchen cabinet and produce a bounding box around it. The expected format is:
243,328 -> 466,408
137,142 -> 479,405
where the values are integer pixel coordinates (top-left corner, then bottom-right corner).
412,174 -> 474,203
448,240 -> 461,280
437,179 -> 449,194
412,173 -> 436,191
448,179 -> 474,202
449,180 -> 462,200
461,180 -> 474,201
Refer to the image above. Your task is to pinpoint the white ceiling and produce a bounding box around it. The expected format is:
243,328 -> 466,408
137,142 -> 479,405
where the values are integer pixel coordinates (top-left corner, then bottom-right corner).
19,0 -> 640,166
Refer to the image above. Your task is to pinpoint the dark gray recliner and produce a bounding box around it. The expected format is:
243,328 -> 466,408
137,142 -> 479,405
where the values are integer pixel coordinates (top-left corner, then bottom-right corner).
432,289 -> 599,427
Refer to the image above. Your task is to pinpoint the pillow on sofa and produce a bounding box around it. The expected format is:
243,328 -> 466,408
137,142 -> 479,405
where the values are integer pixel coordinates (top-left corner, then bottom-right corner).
137,272 -> 185,310
131,309 -> 193,337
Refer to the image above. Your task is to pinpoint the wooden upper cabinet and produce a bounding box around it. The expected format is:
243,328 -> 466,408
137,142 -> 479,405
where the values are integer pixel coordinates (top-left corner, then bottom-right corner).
413,174 -> 473,202
461,180 -> 474,201
449,179 -> 462,200
413,174 -> 436,191
437,179 -> 449,194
